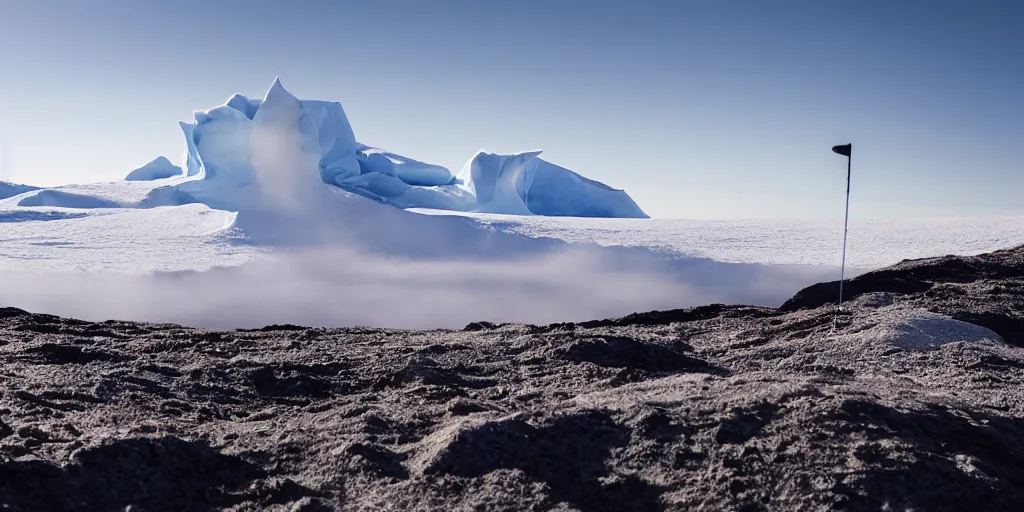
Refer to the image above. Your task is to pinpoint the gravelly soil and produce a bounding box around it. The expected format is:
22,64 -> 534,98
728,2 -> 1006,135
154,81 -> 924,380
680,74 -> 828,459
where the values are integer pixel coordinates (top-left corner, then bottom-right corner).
4,247 -> 1024,511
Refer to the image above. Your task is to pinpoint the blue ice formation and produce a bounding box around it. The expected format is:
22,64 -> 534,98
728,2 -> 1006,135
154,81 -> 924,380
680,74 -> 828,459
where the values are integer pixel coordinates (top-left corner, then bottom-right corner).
162,78 -> 647,218
456,150 -> 647,218
125,157 -> 182,181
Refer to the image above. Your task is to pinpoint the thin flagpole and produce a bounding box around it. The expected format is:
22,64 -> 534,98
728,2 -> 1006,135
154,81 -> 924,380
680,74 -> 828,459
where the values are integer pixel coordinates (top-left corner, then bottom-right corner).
838,153 -> 851,315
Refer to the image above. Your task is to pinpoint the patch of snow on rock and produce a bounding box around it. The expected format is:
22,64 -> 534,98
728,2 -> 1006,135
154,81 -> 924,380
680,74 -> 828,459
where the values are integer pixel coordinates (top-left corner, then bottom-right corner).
841,307 -> 1003,350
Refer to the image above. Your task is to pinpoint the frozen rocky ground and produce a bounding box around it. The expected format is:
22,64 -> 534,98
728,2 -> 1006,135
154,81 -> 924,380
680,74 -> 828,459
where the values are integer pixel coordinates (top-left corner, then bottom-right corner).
3,245 -> 1024,511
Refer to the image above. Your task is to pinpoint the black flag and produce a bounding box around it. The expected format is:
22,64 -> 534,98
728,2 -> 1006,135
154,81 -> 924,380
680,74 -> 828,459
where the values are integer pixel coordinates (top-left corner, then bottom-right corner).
832,141 -> 853,321
832,144 -> 852,157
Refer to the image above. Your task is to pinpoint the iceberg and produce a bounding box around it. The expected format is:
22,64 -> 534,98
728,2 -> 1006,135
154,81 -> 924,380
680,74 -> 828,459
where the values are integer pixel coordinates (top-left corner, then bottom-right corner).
124,157 -> 182,181
149,78 -> 647,218
449,150 -> 647,218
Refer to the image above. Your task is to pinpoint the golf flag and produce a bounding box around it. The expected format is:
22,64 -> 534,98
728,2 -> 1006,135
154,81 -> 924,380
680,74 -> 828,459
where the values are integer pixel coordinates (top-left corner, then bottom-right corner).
833,142 -> 853,325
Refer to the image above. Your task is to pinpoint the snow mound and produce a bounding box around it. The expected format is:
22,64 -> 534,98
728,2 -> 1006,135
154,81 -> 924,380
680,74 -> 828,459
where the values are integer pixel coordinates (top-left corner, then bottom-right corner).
18,190 -> 123,209
148,78 -> 645,218
125,157 -> 183,181
0,204 -> 243,273
842,308 -> 1003,350
0,182 -> 39,200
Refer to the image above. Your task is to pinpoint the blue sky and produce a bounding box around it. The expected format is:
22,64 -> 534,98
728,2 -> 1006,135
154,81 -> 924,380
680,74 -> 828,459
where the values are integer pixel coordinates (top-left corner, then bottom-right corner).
1,0 -> 1021,219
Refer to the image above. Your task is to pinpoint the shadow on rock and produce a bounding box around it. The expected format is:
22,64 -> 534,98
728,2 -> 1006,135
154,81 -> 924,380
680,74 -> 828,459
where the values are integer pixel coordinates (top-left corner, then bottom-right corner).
20,343 -> 125,365
824,399 -> 1024,510
578,304 -> 778,329
248,363 -> 347,400
340,442 -> 410,479
715,403 -> 778,445
419,410 -> 664,511
560,336 -> 725,376
373,356 -> 497,392
0,436 -> 316,511
946,310 -> 1024,348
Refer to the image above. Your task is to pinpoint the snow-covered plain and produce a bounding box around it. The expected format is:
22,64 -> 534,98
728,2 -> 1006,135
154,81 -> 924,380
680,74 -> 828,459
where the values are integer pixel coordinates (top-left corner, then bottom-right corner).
4,171 -> 1023,329
4,167 -> 1023,331
3,193 -> 1022,274
1,77 -> 1022,328
413,209 -> 1024,271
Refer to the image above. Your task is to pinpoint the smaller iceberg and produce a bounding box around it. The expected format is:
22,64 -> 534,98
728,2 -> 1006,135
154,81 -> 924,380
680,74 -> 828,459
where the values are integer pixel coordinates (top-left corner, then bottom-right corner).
456,150 -> 648,218
125,157 -> 183,181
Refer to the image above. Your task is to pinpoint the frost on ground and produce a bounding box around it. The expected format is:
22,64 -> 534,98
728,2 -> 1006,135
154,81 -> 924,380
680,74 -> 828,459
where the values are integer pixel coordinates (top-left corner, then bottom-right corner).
837,306 -> 1004,351
3,246 -> 1024,511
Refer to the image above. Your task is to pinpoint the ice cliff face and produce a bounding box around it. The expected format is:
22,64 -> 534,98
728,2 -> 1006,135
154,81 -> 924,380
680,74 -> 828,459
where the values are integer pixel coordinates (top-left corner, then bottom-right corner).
150,78 -> 647,218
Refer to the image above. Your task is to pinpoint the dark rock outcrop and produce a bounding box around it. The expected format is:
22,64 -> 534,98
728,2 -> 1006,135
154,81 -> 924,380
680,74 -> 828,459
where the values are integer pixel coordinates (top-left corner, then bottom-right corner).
3,246 -> 1024,510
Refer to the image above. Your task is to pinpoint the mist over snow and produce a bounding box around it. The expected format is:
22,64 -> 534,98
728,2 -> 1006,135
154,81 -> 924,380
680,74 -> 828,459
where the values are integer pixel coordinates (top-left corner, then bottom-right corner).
0,247 -> 837,330
2,78 -> 1023,329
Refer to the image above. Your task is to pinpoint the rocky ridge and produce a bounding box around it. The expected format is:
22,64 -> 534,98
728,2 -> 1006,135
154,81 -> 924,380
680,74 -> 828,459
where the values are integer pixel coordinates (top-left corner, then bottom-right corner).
3,246 -> 1024,511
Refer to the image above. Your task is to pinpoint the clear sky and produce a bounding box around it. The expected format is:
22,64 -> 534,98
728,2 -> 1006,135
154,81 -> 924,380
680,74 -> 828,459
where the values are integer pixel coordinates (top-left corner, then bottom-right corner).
1,0 -> 1021,219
